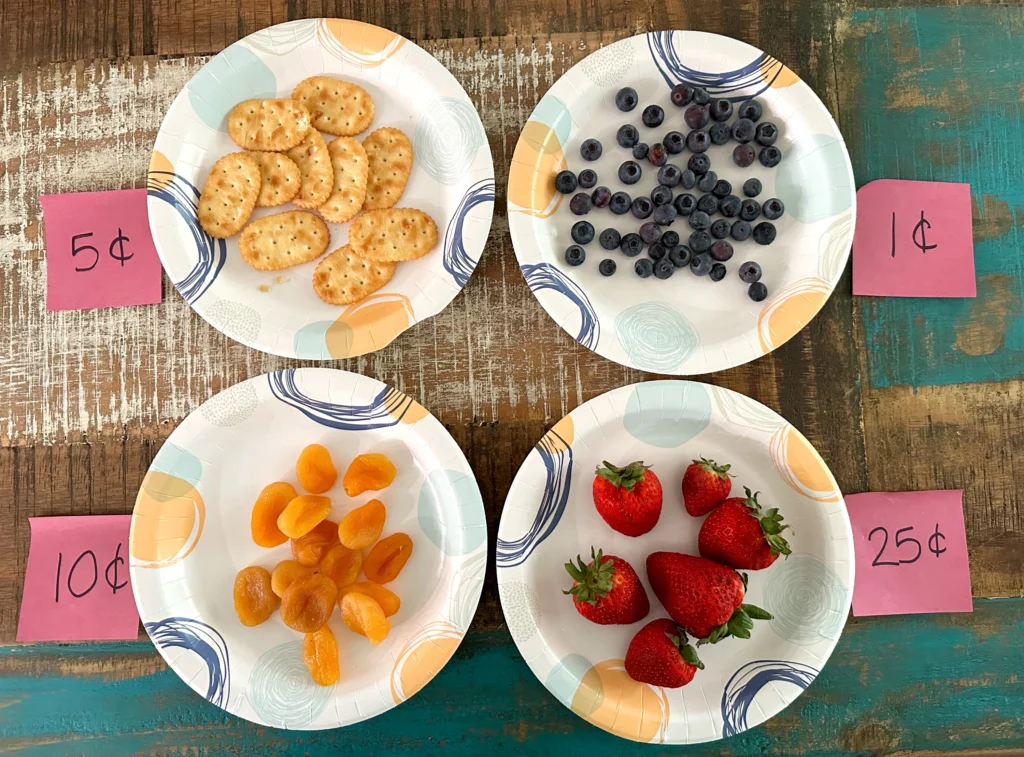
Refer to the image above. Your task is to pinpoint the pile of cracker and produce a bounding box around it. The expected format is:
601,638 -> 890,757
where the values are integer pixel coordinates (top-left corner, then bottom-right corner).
196,76 -> 438,305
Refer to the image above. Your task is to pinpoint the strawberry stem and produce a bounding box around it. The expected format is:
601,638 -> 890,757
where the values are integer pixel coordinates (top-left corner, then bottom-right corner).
595,461 -> 651,492
666,627 -> 705,670
693,456 -> 732,479
740,487 -> 793,557
563,547 -> 615,606
695,603 -> 773,646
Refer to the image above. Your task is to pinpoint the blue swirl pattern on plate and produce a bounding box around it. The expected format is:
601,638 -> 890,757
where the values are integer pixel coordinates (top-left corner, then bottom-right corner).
147,171 -> 226,303
520,263 -> 600,350
443,178 -> 494,287
721,660 -> 818,737
647,31 -> 782,100
496,429 -> 572,567
268,369 -> 415,430
144,617 -> 230,707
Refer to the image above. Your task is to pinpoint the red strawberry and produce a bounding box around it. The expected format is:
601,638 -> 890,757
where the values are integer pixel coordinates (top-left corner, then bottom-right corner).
564,548 -> 650,625
698,487 -> 792,570
646,552 -> 772,643
592,461 -> 663,536
681,457 -> 732,516
625,618 -> 704,688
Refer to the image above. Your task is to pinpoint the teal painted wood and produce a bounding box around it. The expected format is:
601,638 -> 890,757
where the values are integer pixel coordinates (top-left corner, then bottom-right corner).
0,598 -> 1021,755
845,7 -> 1024,389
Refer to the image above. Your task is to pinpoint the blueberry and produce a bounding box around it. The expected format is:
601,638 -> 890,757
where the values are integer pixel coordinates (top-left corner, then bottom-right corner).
580,138 -> 603,161
719,195 -> 741,218
609,191 -> 632,215
648,243 -> 667,261
684,105 -> 710,130
669,245 -> 692,268
617,124 -> 640,148
571,220 -> 595,245
599,228 -> 621,250
664,131 -> 685,154
743,178 -> 762,198
710,99 -> 733,122
565,245 -> 586,266
654,258 -> 676,279
618,161 -> 642,185
658,164 -> 682,188
635,258 -> 654,278
732,118 -> 756,143
709,122 -> 732,145
762,198 -> 785,220
569,193 -> 592,215
689,231 -> 713,253
631,196 -> 654,219
759,145 -> 782,168
632,142 -> 649,160
661,230 -> 680,248
653,204 -> 677,226
712,179 -> 732,198
555,170 -> 577,194
710,219 -> 731,241
733,143 -> 756,168
578,169 -> 597,189
640,222 -> 663,245
688,154 -> 711,175
651,185 -> 673,206
690,252 -> 714,276
755,122 -> 778,146
731,220 -> 752,241
752,221 -> 777,245
642,105 -> 665,128
680,169 -> 697,190
740,199 -> 761,221
749,281 -> 768,302
620,233 -> 644,257
686,130 -> 710,153
692,87 -> 711,106
697,170 -> 718,193
688,210 -> 711,231
738,99 -> 763,122
709,263 -> 727,282
591,186 -> 612,208
709,238 -> 734,261
674,193 -> 697,216
739,261 -> 762,283
599,258 -> 617,276
696,193 -> 719,215
648,143 -> 668,167
616,87 -> 639,112
670,84 -> 694,107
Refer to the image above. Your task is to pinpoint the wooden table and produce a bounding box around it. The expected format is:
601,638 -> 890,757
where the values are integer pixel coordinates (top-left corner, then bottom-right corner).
2,1 -> 1023,754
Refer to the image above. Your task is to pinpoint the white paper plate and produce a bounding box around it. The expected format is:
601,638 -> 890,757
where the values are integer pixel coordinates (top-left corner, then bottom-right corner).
507,32 -> 855,374
130,368 -> 487,729
496,381 -> 853,743
148,19 -> 494,359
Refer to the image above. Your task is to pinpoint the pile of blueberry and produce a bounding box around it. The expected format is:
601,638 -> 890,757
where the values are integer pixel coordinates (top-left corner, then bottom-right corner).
555,84 -> 787,302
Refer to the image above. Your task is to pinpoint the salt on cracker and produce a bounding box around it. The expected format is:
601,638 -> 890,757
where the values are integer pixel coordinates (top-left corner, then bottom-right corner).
318,137 -> 368,224
291,76 -> 375,137
198,152 -> 261,238
227,99 -> 312,152
286,130 -> 334,209
312,245 -> 396,305
238,211 -> 330,271
348,208 -> 438,262
362,127 -> 413,209
249,151 -> 301,207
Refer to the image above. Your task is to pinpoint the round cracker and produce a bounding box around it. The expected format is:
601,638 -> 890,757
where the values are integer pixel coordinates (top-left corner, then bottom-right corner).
318,137 -> 368,224
362,127 -> 413,210
248,151 -> 301,207
286,131 -> 334,209
227,98 -> 312,151
292,76 -> 375,137
312,245 -> 396,305
198,152 -> 261,238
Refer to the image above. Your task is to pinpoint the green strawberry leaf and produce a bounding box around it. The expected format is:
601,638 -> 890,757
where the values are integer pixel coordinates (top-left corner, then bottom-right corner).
694,457 -> 732,480
595,460 -> 651,492
739,487 -> 793,557
741,603 -> 774,620
680,643 -> 705,670
562,547 -> 615,605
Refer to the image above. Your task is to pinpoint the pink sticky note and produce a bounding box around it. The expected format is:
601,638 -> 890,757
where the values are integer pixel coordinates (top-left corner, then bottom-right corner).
17,515 -> 140,641
846,490 -> 972,617
852,180 -> 975,298
41,189 -> 163,311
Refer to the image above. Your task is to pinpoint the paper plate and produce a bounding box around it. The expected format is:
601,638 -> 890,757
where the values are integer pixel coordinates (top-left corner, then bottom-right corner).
496,381 -> 853,744
507,31 -> 855,374
148,20 -> 494,359
130,368 -> 487,729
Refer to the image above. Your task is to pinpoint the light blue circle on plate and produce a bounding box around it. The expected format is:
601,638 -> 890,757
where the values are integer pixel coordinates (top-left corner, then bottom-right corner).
187,45 -> 277,130
418,469 -> 486,556
248,641 -> 333,727
150,442 -> 203,485
624,381 -> 712,448
545,653 -> 593,706
614,302 -> 699,372
775,133 -> 854,223
292,321 -> 332,360
530,94 -> 573,147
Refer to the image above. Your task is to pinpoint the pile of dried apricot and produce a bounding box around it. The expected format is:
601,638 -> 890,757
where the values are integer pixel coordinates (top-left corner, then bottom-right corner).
233,445 -> 413,687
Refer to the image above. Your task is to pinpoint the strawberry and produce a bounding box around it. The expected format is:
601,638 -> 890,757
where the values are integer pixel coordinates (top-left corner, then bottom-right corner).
681,457 -> 732,516
564,548 -> 650,625
592,461 -> 663,536
646,551 -> 772,643
698,487 -> 792,570
625,618 -> 704,688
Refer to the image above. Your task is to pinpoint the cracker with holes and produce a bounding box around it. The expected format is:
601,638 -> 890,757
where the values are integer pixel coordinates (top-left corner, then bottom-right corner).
228,98 -> 312,151
348,208 -> 438,262
318,137 -> 368,224
312,245 -> 396,305
286,130 -> 334,209
291,76 -> 375,137
249,151 -> 301,207
238,211 -> 330,271
362,127 -> 413,209
198,152 -> 262,238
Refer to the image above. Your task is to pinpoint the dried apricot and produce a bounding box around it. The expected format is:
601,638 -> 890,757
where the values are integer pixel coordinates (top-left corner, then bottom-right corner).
338,499 -> 386,550
302,626 -> 341,686
318,544 -> 363,588
233,566 -> 278,626
271,559 -> 315,598
363,532 -> 414,584
338,581 -> 401,617
342,453 -> 396,497
340,592 -> 390,644
281,574 -> 338,633
290,519 -> 338,567
250,482 -> 297,547
277,494 -> 331,539
296,443 -> 337,494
